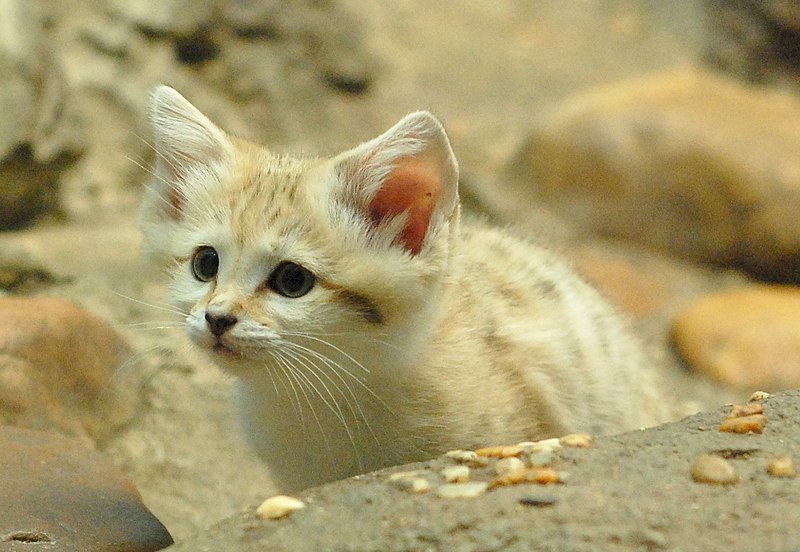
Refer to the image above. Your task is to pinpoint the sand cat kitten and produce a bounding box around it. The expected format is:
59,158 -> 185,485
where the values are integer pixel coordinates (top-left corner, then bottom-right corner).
139,86 -> 666,492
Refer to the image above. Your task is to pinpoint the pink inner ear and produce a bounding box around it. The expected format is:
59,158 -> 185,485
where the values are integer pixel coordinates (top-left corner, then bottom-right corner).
368,157 -> 440,256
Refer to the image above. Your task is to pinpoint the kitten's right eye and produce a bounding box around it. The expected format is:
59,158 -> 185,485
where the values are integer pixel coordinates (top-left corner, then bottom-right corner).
191,246 -> 219,282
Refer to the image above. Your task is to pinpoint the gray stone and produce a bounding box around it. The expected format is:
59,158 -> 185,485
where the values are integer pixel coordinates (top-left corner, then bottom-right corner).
168,389 -> 800,551
0,426 -> 173,551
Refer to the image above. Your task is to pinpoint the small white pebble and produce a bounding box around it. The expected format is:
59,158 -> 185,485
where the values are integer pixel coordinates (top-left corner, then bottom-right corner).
495,456 -> 526,476
387,470 -> 422,482
749,391 -> 771,402
399,477 -> 433,493
388,471 -> 432,493
435,481 -> 488,499
441,465 -> 470,483
256,495 -> 306,520
533,438 -> 562,450
444,449 -> 489,467
559,433 -> 593,448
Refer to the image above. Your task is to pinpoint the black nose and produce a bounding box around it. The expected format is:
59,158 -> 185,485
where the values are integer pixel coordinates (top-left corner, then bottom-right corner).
205,312 -> 238,336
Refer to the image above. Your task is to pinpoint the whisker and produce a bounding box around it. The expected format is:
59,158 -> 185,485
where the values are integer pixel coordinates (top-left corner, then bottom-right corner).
279,344 -> 363,470
281,332 -> 371,374
282,333 -> 393,415
280,346 -> 350,428
270,349 -> 335,457
110,289 -> 189,318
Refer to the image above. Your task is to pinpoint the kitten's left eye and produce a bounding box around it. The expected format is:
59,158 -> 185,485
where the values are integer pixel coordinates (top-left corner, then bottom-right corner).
191,246 -> 219,282
268,262 -> 315,298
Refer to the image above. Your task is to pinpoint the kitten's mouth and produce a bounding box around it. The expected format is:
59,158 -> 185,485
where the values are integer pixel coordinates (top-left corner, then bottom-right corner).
212,339 -> 242,359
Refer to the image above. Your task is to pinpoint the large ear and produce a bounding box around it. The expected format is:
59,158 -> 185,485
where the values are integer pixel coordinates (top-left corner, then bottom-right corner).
333,111 -> 459,256
147,85 -> 232,219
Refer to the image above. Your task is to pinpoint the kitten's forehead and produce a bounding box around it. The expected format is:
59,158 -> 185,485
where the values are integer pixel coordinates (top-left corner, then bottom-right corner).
220,143 -> 324,246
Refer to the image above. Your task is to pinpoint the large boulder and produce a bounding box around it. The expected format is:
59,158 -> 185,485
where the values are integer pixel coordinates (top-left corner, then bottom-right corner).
507,69 -> 800,282
0,296 -> 140,445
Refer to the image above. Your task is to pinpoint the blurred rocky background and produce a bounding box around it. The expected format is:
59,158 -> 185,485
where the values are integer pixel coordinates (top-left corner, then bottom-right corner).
2,0 -> 800,548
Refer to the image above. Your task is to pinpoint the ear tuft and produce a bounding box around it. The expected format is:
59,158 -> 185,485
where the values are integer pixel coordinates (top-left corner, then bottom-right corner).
147,85 -> 231,219
334,111 -> 459,255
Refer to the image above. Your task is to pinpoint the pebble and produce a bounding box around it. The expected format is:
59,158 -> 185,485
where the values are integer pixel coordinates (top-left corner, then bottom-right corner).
387,470 -> 422,482
767,455 -> 796,478
495,457 -> 526,476
255,495 -> 306,520
749,391 -> 771,402
476,444 -> 524,458
388,471 -> 433,493
489,468 -> 562,489
444,449 -> 490,467
441,465 -> 470,483
727,403 -> 764,418
435,482 -> 488,499
559,433 -> 593,448
691,454 -> 739,485
528,438 -> 562,452
719,414 -> 768,434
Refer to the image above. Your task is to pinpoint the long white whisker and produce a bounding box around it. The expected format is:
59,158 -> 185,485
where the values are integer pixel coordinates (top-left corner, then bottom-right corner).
110,289 -> 189,318
280,346 -> 349,428
280,344 -> 363,470
268,350 -> 305,423
271,349 -> 335,457
281,332 -> 371,374
282,333 -> 393,415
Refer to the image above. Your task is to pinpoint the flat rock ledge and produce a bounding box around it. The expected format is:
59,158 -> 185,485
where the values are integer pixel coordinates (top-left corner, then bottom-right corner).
171,389 -> 800,551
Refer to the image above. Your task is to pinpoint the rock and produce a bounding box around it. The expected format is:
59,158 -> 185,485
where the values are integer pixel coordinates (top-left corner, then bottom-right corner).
691,454 -> 739,485
167,389 -> 800,551
0,250 -> 60,293
255,495 -> 306,521
220,0 -> 375,95
0,296 -> 140,444
0,425 -> 173,551
106,0 -> 213,35
672,285 -> 800,390
706,0 -> 800,87
508,69 -> 800,283
0,0 -> 82,228
767,455 -> 796,478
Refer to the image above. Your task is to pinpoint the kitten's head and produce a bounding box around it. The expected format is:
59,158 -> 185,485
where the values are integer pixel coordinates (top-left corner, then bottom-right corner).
139,86 -> 459,372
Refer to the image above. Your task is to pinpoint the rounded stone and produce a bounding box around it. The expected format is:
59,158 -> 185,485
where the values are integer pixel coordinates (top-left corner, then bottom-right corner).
672,285 -> 800,390
691,454 -> 739,485
0,426 -> 173,550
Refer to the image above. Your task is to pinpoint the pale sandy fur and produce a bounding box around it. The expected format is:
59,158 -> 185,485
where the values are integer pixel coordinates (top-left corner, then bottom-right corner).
140,86 -> 668,492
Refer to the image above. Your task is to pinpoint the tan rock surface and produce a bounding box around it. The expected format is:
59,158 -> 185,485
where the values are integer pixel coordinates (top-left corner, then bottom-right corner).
508,69 -> 800,282
0,296 -> 139,444
672,285 -> 800,390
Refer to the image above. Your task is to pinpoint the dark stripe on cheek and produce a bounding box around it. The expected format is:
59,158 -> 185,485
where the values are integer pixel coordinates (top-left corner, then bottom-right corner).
338,290 -> 384,325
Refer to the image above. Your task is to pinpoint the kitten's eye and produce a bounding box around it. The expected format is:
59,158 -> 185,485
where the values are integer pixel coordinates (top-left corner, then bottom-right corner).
191,246 -> 219,282
269,262 -> 315,298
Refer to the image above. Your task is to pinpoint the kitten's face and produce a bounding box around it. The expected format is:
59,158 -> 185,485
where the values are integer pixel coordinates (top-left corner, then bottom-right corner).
139,87 -> 460,373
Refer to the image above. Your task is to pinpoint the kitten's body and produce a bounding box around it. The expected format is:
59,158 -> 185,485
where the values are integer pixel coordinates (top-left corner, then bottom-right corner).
140,86 -> 666,491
